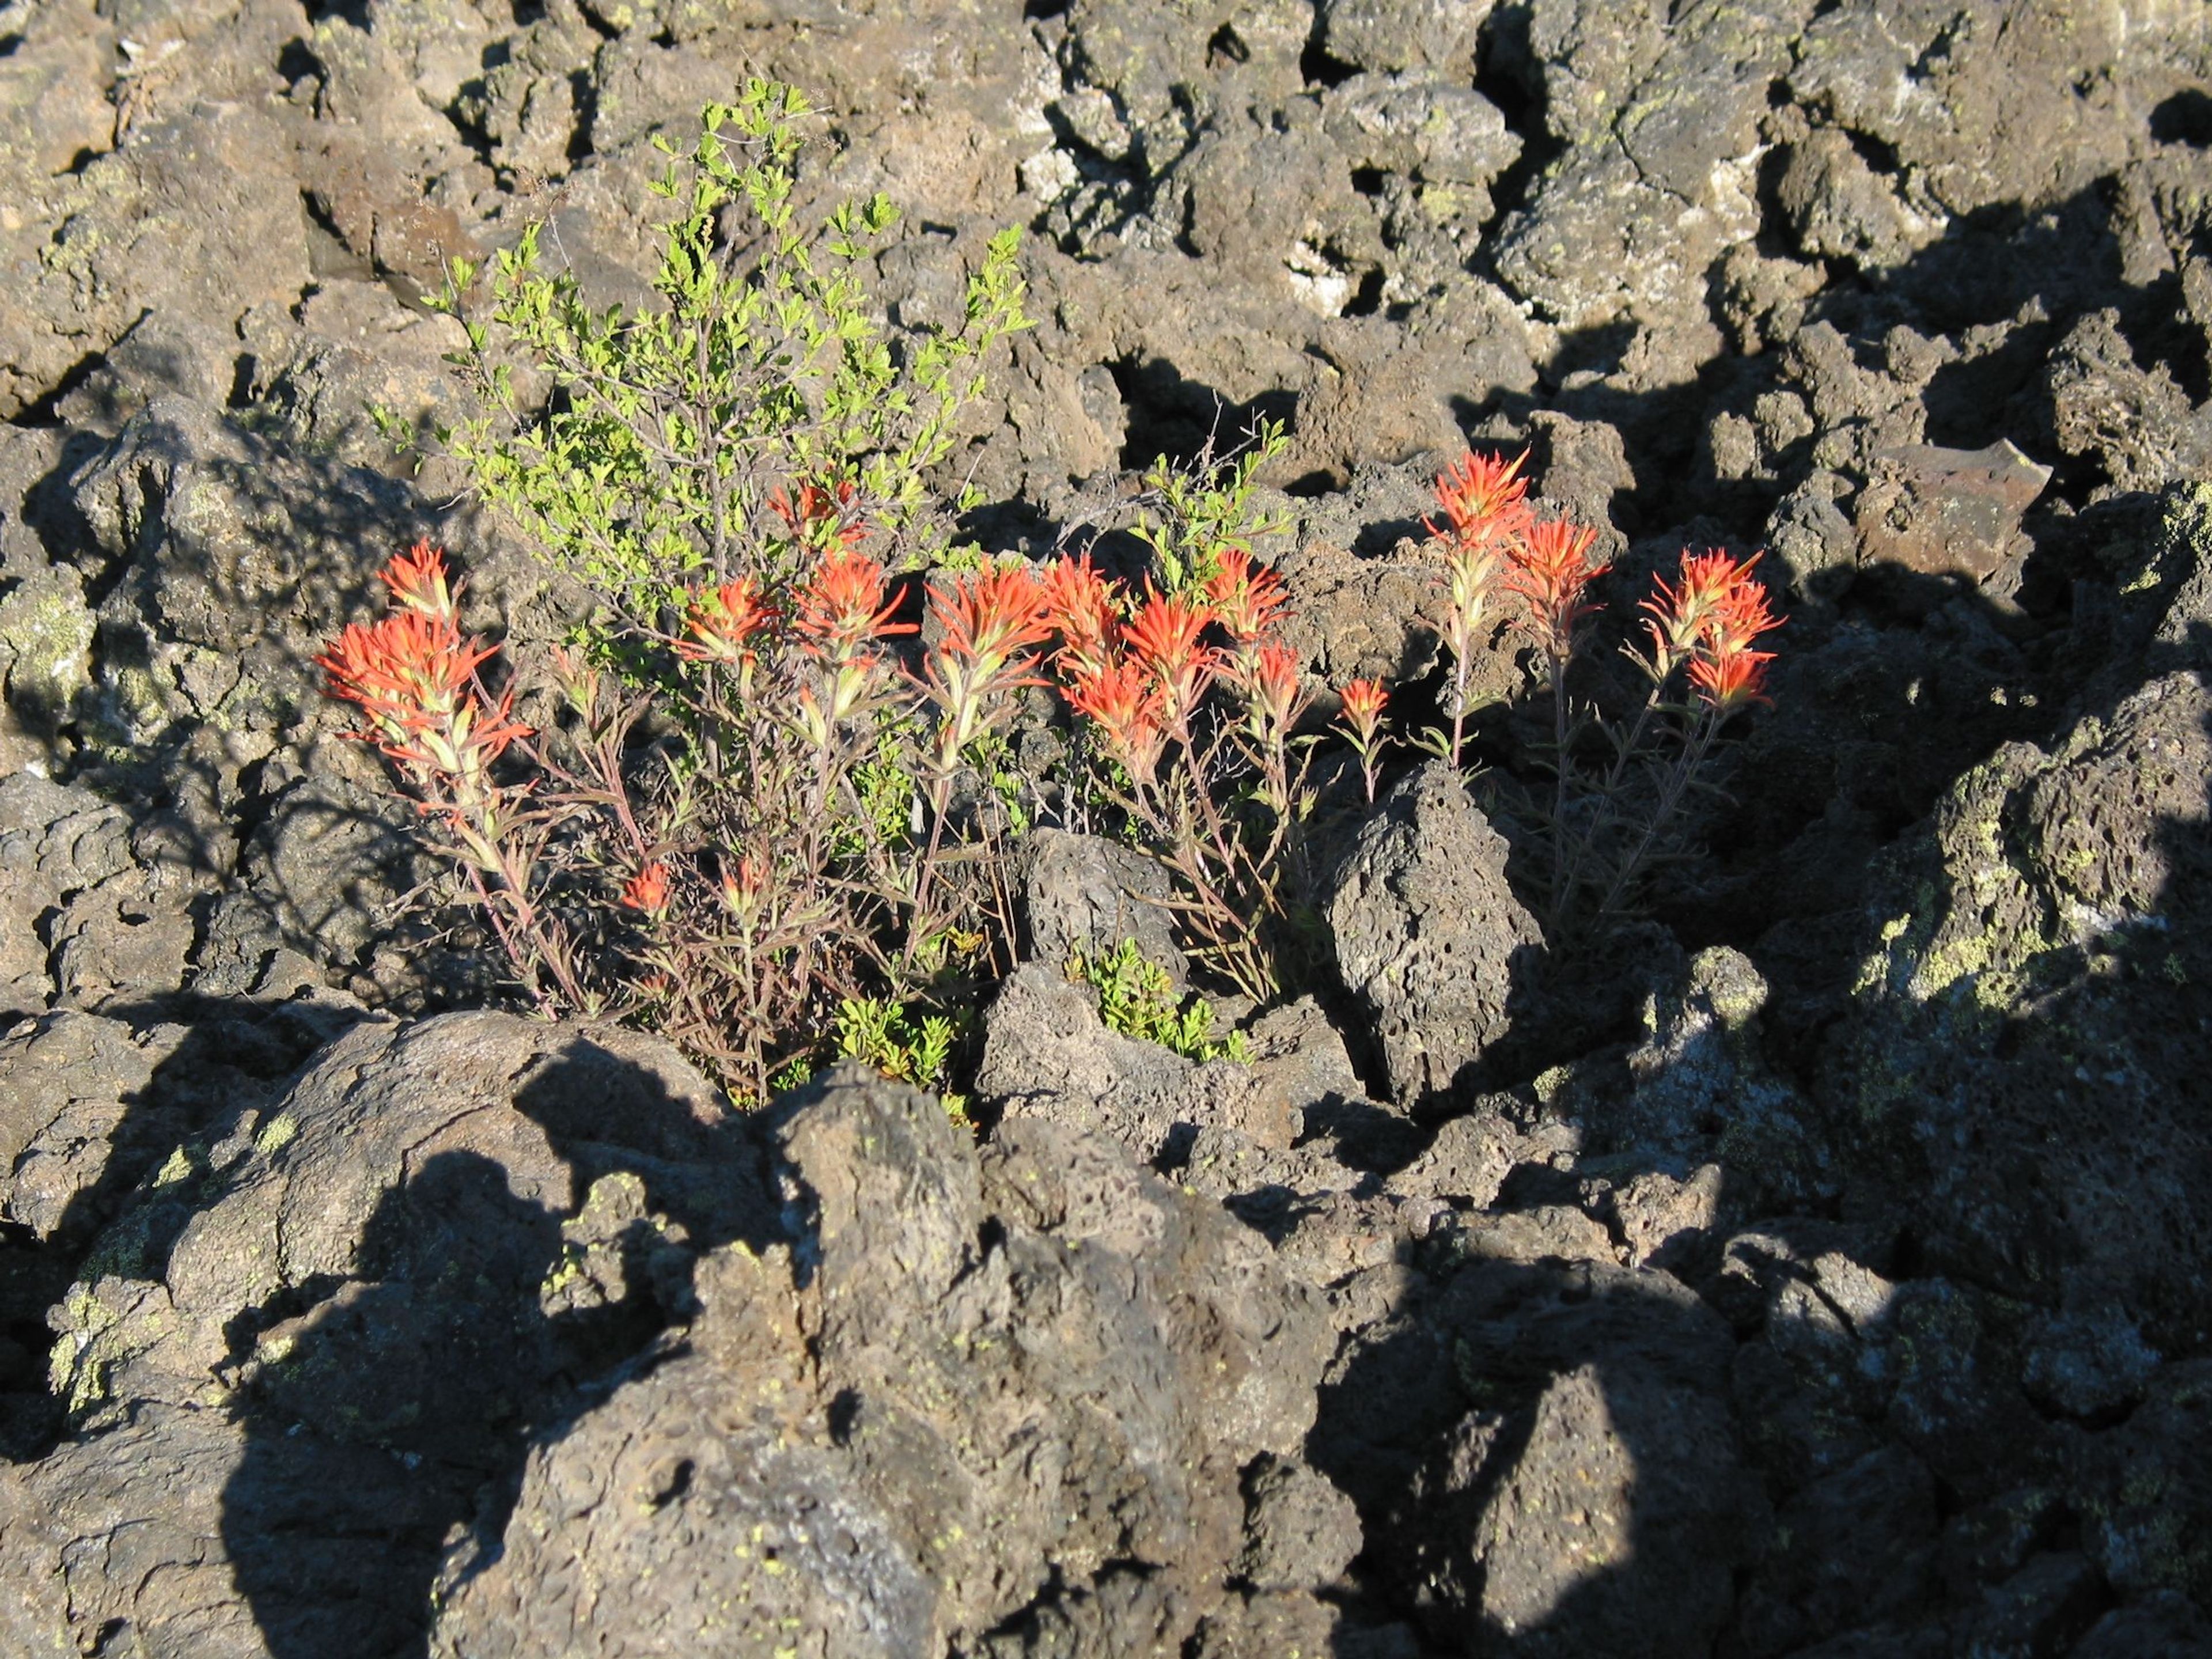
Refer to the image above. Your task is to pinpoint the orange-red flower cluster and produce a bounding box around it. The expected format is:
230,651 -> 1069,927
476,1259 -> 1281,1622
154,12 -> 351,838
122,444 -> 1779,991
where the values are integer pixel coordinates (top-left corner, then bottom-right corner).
1035,547 -> 1306,791
318,545 -> 529,809
1643,549 -> 1783,712
1120,585 -> 1219,734
1503,517 -> 1609,662
1429,449 -> 1533,550
1205,547 -> 1291,645
1423,450 -> 1610,671
677,577 -> 777,673
718,855 -> 767,921
1040,552 -> 1118,682
1335,676 -> 1391,802
1063,655 -> 1168,786
620,861 -> 671,913
1337,677 -> 1388,739
795,548 -> 914,661
922,563 -> 1054,771
1230,638 -> 1304,751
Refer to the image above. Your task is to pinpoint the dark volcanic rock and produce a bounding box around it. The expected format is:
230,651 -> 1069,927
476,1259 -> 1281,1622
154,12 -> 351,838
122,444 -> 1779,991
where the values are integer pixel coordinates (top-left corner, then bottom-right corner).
7,1010 -> 755,1659
429,1066 -> 1338,1655
1325,760 -> 1544,1109
1823,668 -> 2212,1344
6,0 -> 2212,1652
1325,1255 -> 1763,1658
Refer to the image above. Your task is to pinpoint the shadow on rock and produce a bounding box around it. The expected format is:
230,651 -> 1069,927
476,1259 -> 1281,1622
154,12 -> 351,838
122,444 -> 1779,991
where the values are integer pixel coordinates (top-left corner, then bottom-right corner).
0,1012 -> 773,1658
213,1020 -> 782,1659
1309,1240 -> 1766,1657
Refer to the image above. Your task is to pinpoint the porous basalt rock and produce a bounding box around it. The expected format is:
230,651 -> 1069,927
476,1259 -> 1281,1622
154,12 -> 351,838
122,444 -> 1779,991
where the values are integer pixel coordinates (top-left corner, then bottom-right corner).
1325,760 -> 1544,1108
429,1066 -> 1339,1655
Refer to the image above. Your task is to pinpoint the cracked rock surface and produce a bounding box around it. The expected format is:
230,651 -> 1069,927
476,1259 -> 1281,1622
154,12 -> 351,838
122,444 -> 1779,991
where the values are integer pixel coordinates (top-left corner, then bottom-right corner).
3,0 -> 2212,1653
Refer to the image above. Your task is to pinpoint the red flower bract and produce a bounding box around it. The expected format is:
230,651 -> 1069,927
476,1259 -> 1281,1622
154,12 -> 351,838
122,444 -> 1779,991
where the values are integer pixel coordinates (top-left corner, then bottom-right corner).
620,861 -> 671,912
928,563 -> 1052,679
380,540 -> 460,622
1204,547 -> 1291,644
1338,676 -> 1388,738
1505,517 -> 1608,660
1429,449 -> 1533,549
1639,547 -> 1782,714
1120,585 -> 1218,730
1642,548 -> 1778,667
921,563 -> 1053,770
1231,638 -> 1304,741
1688,646 -> 1777,712
319,610 -> 499,749
319,547 -> 532,833
1041,551 -> 1120,681
678,577 -> 777,668
794,549 -> 915,661
1064,656 -> 1168,788
768,478 -> 865,553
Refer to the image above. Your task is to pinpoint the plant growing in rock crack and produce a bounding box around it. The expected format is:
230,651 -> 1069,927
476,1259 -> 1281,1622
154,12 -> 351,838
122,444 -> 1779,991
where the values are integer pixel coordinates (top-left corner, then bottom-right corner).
319,542 -> 592,1015
1069,938 -> 1250,1062
1408,448 -> 1785,940
334,84 -> 1040,1104
1127,419 -> 1292,594
828,995 -> 971,1121
414,81 -> 1029,630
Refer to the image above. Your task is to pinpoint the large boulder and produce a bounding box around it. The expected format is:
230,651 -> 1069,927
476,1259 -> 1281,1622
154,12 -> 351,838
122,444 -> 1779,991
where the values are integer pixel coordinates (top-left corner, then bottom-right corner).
6,1010 -> 756,1659
430,1066 -> 1340,1655
1823,668 -> 2212,1344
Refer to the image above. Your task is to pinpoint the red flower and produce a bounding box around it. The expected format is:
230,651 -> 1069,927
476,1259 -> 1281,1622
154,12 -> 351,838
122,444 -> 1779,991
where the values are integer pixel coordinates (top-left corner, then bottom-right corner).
1688,646 -> 1777,713
794,549 -> 915,661
1120,585 -> 1218,730
1230,638 -> 1305,743
319,551 -> 533,851
1335,676 -> 1391,803
1041,552 -> 1120,680
677,578 -> 777,669
768,478 -> 865,553
1706,562 -> 1783,658
927,563 -> 1052,681
1642,549 -> 1774,667
319,610 -> 502,755
379,540 -> 460,622
922,563 -> 1053,768
719,855 -> 767,919
620,861 -> 671,913
1063,656 -> 1167,789
1639,548 -> 1782,712
1429,450 -> 1533,550
1204,547 -> 1291,643
1336,677 -> 1389,745
1504,517 -> 1608,660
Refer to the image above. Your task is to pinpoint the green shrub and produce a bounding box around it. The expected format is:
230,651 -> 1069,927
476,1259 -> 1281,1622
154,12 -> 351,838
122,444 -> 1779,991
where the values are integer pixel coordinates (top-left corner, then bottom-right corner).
426,81 -> 1028,637
336,84 -> 1037,1101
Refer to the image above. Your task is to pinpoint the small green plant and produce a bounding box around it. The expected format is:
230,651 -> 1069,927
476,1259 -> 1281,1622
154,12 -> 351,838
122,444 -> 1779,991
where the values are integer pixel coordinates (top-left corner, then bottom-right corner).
832,996 -> 970,1120
1130,420 -> 1291,593
1070,940 -> 1251,1063
424,81 -> 1029,631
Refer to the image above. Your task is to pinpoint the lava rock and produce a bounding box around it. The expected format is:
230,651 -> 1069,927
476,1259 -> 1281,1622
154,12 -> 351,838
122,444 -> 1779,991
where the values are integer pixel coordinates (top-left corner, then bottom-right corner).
429,1067 -> 1336,1654
1325,761 -> 1544,1109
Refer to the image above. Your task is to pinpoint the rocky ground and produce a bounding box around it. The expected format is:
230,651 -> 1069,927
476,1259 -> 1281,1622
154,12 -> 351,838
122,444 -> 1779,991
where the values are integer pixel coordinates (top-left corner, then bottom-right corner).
2,0 -> 2211,1654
